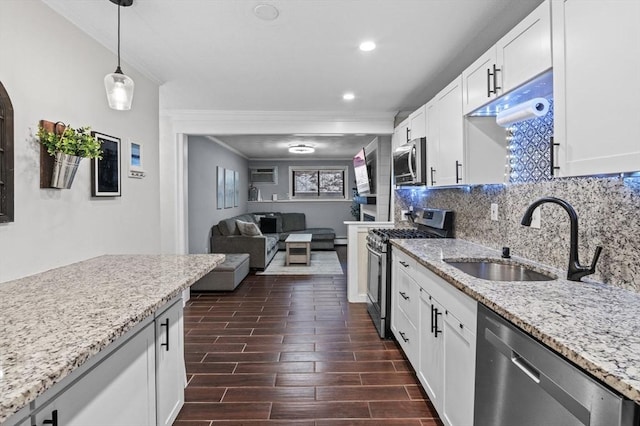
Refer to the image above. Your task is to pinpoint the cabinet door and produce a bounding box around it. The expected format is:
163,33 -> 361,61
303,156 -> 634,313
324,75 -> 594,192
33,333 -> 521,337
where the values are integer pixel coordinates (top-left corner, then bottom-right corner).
392,118 -> 411,151
497,0 -> 551,93
33,324 -> 156,426
435,76 -> 465,186
156,299 -> 186,426
408,105 -> 427,140
425,100 -> 439,186
442,310 -> 476,426
418,290 -> 444,412
462,47 -> 498,115
553,0 -> 640,176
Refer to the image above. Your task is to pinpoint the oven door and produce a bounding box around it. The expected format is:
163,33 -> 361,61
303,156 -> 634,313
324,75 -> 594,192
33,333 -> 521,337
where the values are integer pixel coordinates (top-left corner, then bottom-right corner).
366,244 -> 387,337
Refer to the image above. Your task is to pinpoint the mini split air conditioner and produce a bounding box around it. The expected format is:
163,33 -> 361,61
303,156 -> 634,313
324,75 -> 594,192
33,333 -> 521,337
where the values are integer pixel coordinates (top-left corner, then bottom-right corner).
250,167 -> 278,184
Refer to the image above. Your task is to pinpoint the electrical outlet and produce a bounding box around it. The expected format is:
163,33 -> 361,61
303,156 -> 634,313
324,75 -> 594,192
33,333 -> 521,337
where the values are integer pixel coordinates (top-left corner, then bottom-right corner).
491,203 -> 499,221
400,210 -> 409,221
531,207 -> 541,229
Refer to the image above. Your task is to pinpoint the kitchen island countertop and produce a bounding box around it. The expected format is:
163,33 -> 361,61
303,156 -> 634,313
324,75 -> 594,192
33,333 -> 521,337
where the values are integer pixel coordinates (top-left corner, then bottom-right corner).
0,254 -> 224,424
391,238 -> 640,405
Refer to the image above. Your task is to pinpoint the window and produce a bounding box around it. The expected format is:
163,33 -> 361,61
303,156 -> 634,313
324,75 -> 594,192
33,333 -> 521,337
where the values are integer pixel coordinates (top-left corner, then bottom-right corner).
0,81 -> 14,223
289,166 -> 347,200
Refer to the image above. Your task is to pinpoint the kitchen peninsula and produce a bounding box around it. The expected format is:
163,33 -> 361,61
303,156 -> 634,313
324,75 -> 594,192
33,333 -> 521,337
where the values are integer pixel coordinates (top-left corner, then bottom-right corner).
0,254 -> 224,426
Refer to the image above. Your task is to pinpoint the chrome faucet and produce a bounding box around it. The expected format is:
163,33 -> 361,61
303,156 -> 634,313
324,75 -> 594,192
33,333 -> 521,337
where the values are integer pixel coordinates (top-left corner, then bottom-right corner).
521,197 -> 602,282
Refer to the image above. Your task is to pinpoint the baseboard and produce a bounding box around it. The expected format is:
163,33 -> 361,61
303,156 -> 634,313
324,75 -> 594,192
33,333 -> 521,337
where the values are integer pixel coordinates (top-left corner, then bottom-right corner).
334,237 -> 347,245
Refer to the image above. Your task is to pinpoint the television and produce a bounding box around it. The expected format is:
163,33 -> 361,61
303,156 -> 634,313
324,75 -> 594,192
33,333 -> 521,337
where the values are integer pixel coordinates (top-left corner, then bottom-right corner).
353,147 -> 373,195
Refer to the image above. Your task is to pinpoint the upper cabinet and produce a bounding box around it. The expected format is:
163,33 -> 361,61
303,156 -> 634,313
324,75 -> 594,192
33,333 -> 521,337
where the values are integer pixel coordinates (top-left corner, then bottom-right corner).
392,117 -> 410,151
408,105 -> 427,141
463,1 -> 551,115
552,0 -> 640,176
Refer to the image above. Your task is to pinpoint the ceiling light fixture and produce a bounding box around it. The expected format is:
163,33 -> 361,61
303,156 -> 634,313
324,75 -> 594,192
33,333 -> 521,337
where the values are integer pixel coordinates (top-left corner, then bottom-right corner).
254,4 -> 279,21
359,41 -> 376,52
288,144 -> 315,154
343,92 -> 355,101
104,0 -> 135,111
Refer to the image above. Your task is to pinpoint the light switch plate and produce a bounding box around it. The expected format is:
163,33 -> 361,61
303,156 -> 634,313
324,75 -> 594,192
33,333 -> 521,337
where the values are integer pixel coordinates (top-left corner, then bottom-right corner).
491,203 -> 499,221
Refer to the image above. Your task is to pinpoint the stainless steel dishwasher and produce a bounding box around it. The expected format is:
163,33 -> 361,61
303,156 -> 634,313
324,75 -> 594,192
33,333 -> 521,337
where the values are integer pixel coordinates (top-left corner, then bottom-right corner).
475,304 -> 639,426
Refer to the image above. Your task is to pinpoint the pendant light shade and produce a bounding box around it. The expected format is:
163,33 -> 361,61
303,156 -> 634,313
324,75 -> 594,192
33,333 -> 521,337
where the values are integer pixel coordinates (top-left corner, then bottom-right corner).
105,0 -> 134,110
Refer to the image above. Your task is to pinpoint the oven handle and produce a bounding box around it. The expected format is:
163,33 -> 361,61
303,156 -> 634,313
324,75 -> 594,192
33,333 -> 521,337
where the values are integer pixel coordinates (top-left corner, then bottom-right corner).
366,244 -> 384,260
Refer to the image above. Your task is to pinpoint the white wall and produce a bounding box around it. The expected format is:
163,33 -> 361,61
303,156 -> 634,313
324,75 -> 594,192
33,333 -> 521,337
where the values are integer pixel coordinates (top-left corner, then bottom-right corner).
187,136 -> 249,254
0,1 -> 161,282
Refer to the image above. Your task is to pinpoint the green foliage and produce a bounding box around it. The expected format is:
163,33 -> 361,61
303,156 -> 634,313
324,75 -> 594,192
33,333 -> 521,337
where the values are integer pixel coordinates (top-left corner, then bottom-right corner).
37,123 -> 103,159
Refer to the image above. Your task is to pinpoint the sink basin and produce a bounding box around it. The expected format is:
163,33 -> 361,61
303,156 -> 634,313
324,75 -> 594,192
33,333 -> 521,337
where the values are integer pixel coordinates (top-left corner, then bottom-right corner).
445,260 -> 556,282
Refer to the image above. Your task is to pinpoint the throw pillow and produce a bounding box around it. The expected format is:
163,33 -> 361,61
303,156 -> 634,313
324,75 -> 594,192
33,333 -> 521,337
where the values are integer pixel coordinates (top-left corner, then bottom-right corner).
260,217 -> 278,233
236,220 -> 262,236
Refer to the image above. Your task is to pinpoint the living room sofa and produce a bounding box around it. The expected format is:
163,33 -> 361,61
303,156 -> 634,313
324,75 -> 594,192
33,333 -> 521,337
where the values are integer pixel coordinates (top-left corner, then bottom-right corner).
210,212 -> 335,269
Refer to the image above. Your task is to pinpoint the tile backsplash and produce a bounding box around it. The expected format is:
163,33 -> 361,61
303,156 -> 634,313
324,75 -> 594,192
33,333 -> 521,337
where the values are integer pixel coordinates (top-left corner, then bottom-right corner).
395,175 -> 640,292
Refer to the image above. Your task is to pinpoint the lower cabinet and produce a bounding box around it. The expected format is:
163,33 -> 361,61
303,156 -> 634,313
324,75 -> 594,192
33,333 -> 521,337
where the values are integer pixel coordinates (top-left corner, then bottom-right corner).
33,321 -> 156,426
155,299 -> 186,426
392,248 -> 477,426
24,297 -> 185,426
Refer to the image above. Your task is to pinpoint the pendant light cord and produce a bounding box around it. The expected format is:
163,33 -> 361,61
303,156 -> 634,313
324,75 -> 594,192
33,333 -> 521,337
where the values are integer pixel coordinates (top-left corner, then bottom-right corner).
117,2 -> 121,69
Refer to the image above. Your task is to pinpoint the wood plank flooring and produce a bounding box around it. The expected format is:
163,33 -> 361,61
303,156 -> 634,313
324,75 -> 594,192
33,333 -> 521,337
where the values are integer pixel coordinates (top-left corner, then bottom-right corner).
176,247 -> 443,425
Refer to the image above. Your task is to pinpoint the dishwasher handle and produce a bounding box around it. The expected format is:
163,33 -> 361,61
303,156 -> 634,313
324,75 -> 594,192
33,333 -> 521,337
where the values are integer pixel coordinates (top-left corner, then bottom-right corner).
484,328 -> 591,425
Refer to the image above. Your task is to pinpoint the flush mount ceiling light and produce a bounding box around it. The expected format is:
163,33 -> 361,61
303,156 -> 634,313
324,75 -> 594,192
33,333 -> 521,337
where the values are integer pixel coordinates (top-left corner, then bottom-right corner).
254,4 -> 279,21
359,41 -> 376,52
288,144 -> 315,154
343,92 -> 355,101
104,0 -> 135,111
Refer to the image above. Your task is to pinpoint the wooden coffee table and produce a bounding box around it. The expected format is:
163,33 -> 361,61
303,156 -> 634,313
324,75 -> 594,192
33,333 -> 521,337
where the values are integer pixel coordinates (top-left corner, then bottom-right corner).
285,234 -> 312,266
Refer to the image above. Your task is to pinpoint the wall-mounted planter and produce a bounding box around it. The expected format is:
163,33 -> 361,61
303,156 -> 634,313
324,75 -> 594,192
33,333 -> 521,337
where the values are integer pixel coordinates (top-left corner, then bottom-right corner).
51,152 -> 82,189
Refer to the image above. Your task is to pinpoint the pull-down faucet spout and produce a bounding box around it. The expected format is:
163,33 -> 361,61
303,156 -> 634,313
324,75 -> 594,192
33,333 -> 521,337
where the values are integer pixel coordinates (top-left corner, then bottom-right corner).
521,197 -> 602,282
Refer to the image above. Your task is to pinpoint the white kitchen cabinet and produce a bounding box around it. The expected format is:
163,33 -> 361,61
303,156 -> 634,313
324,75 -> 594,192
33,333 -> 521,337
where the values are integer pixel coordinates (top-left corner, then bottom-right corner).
442,308 -> 476,426
462,0 -> 551,115
462,47 -> 499,115
155,298 -> 186,426
408,104 -> 427,141
392,117 -> 410,151
433,76 -> 465,186
425,99 -> 439,186
32,322 -> 156,426
391,250 -> 419,367
392,247 -> 477,426
418,289 -> 444,410
552,0 -> 640,176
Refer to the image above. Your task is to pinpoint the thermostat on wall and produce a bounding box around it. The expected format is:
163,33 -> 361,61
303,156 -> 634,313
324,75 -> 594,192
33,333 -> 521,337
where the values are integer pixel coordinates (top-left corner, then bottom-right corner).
128,141 -> 146,179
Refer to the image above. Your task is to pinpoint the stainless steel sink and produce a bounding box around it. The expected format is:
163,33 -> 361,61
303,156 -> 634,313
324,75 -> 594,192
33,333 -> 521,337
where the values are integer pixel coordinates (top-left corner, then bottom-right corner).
445,259 -> 556,282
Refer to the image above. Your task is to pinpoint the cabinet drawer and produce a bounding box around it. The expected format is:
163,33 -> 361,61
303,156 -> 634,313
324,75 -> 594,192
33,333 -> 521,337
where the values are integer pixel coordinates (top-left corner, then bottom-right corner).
397,269 -> 419,327
394,309 -> 418,364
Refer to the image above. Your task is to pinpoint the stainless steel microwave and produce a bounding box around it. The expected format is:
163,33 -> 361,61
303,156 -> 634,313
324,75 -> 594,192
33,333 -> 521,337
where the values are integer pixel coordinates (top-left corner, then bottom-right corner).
393,137 -> 427,185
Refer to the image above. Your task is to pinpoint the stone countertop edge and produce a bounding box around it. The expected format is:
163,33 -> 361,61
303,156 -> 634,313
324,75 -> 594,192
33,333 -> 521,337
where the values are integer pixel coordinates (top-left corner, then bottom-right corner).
0,253 -> 225,424
389,238 -> 640,405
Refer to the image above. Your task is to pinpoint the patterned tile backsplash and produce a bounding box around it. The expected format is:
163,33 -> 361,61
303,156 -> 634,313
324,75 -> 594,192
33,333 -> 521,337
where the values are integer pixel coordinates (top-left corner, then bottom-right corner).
395,175 -> 640,292
508,99 -> 554,183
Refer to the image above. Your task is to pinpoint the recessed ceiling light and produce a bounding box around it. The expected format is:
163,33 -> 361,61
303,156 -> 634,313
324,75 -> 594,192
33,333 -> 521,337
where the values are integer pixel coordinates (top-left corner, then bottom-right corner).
254,4 -> 279,21
359,41 -> 376,52
343,93 -> 355,101
288,144 -> 315,154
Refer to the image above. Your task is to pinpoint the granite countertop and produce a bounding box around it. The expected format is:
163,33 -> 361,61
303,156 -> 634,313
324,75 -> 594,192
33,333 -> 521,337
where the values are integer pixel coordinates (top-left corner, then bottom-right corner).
390,238 -> 640,405
0,254 -> 224,424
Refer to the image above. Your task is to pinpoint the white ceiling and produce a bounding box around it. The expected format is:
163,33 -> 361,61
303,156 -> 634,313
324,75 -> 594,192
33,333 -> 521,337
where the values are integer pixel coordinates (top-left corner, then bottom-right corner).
42,0 -> 542,159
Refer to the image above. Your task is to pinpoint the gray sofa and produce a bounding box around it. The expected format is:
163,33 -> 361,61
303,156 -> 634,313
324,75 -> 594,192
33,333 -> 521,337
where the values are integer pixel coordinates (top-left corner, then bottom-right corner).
210,212 -> 335,269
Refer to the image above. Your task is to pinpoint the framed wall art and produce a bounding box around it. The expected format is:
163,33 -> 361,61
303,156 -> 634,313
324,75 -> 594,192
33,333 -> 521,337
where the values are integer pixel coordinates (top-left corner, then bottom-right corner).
216,166 -> 224,209
91,131 -> 121,197
224,168 -> 234,208
234,170 -> 239,207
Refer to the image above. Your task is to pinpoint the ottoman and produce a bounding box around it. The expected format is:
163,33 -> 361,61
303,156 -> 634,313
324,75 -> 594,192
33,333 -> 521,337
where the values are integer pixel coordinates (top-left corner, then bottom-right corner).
192,253 -> 250,291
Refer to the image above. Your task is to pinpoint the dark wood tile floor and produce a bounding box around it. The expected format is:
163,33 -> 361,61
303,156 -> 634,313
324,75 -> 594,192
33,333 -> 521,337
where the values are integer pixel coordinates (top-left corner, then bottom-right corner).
175,246 -> 443,425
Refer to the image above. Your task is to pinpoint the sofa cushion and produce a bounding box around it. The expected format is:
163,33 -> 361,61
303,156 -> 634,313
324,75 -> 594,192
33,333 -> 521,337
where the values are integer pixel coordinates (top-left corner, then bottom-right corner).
236,220 -> 262,236
218,214 -> 257,236
281,213 -> 306,232
265,235 -> 279,252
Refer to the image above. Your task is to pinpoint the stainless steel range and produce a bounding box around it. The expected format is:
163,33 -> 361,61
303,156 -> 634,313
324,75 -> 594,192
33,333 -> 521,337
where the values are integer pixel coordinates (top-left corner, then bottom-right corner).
366,208 -> 454,338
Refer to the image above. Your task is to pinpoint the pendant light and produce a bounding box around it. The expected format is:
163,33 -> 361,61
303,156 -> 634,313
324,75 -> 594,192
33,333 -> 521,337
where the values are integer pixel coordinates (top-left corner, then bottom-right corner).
104,0 -> 134,110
